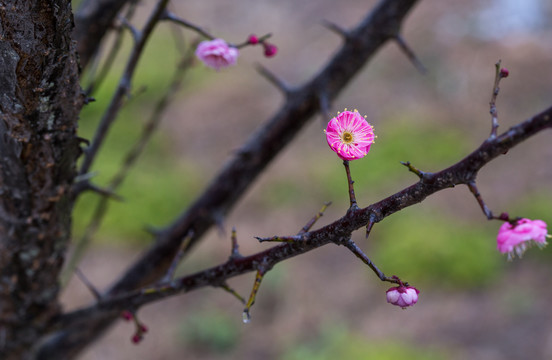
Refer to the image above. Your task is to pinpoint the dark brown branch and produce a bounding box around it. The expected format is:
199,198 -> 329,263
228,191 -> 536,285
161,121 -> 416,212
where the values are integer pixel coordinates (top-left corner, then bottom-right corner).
78,0 -> 170,177
52,106 -> 552,332
63,47 -> 196,284
74,0 -> 133,69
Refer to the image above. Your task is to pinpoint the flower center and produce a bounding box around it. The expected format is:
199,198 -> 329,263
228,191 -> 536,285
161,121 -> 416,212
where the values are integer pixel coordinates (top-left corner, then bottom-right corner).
342,131 -> 353,144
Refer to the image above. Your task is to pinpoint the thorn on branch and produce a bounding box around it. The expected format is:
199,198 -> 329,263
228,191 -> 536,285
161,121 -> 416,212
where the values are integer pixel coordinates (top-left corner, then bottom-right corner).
161,231 -> 194,283
394,35 -> 427,75
242,269 -> 267,324
365,218 -> 375,239
74,181 -> 124,201
400,161 -> 428,180
321,19 -> 350,38
255,64 -> 290,95
229,227 -> 243,259
119,16 -> 141,43
75,267 -> 101,301
299,202 -> 332,234
219,282 -> 246,304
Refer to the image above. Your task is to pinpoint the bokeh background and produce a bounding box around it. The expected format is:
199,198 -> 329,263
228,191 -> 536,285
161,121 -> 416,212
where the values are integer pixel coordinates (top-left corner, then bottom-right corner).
65,0 -> 552,359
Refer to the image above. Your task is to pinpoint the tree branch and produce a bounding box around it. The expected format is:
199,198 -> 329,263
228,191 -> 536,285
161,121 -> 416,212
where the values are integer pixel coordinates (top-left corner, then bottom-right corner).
51,106 -> 552,332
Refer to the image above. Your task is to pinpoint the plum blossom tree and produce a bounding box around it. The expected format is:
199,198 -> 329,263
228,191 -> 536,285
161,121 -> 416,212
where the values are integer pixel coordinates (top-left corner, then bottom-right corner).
0,0 -> 550,359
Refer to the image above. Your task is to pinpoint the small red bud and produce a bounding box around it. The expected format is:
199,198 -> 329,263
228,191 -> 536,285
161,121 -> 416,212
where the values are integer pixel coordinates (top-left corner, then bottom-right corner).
263,43 -> 277,57
247,35 -> 259,45
499,212 -> 509,221
131,334 -> 143,344
139,324 -> 148,333
121,311 -> 133,321
499,68 -> 509,78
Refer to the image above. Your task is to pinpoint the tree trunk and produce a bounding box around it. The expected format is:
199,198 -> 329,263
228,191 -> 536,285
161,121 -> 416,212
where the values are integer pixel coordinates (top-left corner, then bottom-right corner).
0,1 -> 82,358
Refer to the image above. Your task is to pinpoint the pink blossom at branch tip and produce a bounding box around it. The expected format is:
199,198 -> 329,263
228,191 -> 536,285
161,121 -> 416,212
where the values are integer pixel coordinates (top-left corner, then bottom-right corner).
263,43 -> 278,57
325,109 -> 375,161
195,39 -> 239,70
497,218 -> 548,260
247,34 -> 259,45
386,285 -> 419,309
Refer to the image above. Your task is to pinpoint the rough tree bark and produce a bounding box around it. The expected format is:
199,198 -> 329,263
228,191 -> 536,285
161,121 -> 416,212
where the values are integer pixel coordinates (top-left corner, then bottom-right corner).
0,1 -> 82,359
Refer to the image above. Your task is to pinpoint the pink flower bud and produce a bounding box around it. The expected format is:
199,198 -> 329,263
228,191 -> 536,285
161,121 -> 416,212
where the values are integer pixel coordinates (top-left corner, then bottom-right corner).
497,218 -> 548,260
121,310 -> 133,321
131,334 -> 143,344
325,109 -> 375,161
499,68 -> 509,78
195,38 -> 239,71
247,35 -> 259,45
139,324 -> 148,333
386,285 -> 419,309
263,43 -> 278,57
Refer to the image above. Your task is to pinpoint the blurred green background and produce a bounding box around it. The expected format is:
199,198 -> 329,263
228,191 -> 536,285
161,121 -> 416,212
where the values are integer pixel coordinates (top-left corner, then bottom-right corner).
65,0 -> 552,359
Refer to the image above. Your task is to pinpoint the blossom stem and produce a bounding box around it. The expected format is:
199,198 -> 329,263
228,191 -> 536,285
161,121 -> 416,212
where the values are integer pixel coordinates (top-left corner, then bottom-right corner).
343,239 -> 397,283
343,160 -> 357,209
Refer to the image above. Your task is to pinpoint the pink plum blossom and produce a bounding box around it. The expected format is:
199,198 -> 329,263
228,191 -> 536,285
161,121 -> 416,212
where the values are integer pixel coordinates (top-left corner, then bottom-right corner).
195,39 -> 239,70
497,218 -> 548,260
386,285 -> 419,309
325,109 -> 375,161
387,285 -> 420,309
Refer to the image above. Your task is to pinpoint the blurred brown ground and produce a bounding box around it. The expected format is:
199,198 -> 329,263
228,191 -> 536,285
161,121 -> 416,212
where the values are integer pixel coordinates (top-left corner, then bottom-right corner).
63,0 -> 552,359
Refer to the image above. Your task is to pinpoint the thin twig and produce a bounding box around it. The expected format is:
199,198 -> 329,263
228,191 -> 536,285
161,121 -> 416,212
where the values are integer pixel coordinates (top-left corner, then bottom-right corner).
75,268 -> 101,300
342,239 -> 397,283
255,64 -> 290,94
395,34 -> 427,74
161,232 -> 194,283
299,202 -> 331,234
86,3 -> 139,96
161,11 -> 216,40
242,270 -> 266,323
489,60 -> 506,139
79,0 -> 171,177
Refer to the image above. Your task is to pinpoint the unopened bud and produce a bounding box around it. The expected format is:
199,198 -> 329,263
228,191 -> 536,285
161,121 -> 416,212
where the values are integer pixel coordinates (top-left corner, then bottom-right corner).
247,35 -> 259,45
263,43 -> 278,57
499,68 -> 509,78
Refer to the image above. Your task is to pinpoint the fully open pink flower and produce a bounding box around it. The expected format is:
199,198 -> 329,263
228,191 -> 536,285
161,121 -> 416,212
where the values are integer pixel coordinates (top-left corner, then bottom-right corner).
497,218 -> 548,260
195,39 -> 239,70
386,285 -> 419,309
325,109 -> 375,161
